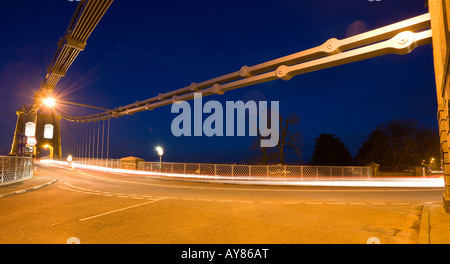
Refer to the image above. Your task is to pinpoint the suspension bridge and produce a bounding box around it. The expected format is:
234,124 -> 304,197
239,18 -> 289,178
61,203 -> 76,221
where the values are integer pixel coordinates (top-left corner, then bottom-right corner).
1,0 -> 450,244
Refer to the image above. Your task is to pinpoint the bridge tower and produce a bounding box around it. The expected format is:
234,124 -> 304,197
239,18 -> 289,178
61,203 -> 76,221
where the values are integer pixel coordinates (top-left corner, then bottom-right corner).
10,106 -> 62,159
429,0 -> 450,212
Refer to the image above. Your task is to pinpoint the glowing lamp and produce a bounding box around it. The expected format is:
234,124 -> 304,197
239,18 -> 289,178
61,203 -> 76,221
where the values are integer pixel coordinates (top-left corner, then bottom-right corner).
156,146 -> 164,156
43,97 -> 56,107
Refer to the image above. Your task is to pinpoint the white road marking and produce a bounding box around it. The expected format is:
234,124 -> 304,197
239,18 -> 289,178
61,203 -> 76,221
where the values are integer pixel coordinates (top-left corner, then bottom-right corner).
79,199 -> 163,221
61,183 -> 149,200
57,181 -> 415,207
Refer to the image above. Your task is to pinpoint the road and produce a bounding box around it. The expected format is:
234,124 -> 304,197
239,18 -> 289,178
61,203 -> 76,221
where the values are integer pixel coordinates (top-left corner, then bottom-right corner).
0,162 -> 444,244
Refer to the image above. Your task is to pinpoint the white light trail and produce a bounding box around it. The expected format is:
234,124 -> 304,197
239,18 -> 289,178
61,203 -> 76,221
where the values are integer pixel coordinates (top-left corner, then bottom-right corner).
40,159 -> 445,188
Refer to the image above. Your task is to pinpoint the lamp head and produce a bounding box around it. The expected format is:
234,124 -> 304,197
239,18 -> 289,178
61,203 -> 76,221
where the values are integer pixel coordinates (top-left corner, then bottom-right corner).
43,97 -> 56,107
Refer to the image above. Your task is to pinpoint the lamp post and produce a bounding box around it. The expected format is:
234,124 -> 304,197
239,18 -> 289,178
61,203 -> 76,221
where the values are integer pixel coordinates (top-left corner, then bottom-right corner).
156,146 -> 164,170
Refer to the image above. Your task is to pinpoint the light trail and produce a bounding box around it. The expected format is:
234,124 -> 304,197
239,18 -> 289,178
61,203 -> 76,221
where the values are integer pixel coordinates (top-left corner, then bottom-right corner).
40,159 -> 445,188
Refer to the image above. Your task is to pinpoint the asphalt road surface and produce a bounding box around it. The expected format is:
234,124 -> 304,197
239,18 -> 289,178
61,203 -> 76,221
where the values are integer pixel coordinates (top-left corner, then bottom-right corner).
0,162 -> 443,244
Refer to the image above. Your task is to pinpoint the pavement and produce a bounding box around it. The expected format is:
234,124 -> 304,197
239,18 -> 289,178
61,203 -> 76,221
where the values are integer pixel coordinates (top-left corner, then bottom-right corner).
419,202 -> 450,244
0,174 -> 57,198
0,173 -> 449,244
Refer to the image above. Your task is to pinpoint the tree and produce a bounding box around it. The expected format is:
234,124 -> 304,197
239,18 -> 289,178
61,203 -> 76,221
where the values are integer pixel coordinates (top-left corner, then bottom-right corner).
251,112 -> 302,165
353,129 -> 389,166
277,113 -> 302,164
310,134 -> 353,166
250,140 -> 278,164
354,119 -> 441,169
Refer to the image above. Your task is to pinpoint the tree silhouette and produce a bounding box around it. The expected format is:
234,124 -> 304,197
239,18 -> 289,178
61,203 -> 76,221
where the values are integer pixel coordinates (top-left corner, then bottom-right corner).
310,134 -> 353,166
277,113 -> 302,164
251,112 -> 302,165
354,119 -> 440,169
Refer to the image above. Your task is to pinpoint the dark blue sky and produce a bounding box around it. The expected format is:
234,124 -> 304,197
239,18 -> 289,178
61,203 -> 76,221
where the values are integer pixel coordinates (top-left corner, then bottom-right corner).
0,0 -> 437,164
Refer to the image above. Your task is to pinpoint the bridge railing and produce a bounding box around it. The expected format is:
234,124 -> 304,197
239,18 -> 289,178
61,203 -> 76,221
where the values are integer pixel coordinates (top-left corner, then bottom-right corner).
71,157 -> 122,169
68,157 -> 373,181
0,156 -> 33,186
137,161 -> 373,181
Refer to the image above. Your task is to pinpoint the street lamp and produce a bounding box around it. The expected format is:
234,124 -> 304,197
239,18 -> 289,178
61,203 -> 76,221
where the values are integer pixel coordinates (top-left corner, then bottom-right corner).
430,157 -> 436,171
67,155 -> 75,169
156,146 -> 164,169
43,97 -> 56,107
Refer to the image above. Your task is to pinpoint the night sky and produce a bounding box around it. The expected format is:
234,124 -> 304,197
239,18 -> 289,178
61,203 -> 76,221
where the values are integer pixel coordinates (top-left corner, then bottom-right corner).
0,0 -> 437,164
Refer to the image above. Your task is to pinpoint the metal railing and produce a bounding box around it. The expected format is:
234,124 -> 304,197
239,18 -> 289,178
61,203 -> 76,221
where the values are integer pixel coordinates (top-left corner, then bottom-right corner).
137,162 -> 373,181
69,157 -> 373,181
72,157 -> 122,169
0,156 -> 33,186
